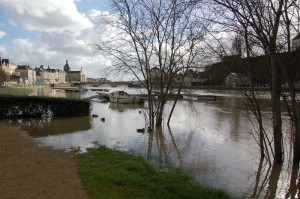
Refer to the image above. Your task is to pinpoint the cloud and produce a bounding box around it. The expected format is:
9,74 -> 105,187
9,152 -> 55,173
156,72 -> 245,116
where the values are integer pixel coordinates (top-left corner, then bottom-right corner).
7,28 -> 112,78
0,30 -> 6,39
8,34 -> 107,78
0,0 -> 92,33
0,1 -> 119,79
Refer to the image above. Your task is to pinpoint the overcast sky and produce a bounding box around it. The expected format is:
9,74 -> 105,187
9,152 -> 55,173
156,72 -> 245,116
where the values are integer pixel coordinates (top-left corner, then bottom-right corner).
0,0 -> 113,79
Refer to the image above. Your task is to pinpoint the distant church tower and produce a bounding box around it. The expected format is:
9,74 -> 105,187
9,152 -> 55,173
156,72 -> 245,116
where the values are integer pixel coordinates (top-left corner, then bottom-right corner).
64,60 -> 70,73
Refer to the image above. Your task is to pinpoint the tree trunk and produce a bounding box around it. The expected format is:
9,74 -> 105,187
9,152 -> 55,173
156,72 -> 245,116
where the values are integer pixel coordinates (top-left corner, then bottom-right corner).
271,55 -> 283,164
293,97 -> 300,162
297,107 -> 300,161
156,103 -> 164,126
294,118 -> 300,162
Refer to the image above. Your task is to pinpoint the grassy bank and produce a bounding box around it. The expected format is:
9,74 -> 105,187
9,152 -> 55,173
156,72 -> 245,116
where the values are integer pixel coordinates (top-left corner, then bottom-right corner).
0,87 -> 33,96
76,146 -> 232,199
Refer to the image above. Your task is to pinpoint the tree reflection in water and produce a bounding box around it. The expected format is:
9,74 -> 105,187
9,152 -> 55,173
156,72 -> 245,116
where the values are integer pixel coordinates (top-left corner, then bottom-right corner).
9,116 -> 92,137
141,117 -> 300,199
145,125 -> 195,171
285,162 -> 300,199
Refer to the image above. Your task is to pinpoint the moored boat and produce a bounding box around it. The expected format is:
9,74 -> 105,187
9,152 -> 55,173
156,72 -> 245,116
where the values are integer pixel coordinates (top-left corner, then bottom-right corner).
108,91 -> 141,104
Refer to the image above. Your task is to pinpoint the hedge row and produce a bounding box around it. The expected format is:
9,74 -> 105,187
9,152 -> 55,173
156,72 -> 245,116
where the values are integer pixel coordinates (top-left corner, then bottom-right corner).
0,95 -> 91,118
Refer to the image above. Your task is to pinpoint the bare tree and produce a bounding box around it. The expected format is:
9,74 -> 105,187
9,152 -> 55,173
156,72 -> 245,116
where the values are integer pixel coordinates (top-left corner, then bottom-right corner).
95,0 -> 210,126
210,0 -> 300,164
280,0 -> 300,163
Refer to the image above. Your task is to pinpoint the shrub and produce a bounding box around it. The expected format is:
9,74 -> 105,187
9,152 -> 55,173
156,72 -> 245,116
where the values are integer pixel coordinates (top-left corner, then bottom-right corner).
0,95 -> 91,118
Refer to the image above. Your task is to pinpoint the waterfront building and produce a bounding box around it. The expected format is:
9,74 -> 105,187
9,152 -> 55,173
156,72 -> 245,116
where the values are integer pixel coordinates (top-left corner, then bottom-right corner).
35,65 -> 66,84
1,59 -> 17,75
68,67 -> 87,83
63,60 -> 87,83
15,65 -> 36,85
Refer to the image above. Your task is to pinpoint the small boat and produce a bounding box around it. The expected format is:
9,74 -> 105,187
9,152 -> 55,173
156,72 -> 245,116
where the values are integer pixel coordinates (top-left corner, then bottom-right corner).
75,86 -> 88,92
108,91 -> 141,104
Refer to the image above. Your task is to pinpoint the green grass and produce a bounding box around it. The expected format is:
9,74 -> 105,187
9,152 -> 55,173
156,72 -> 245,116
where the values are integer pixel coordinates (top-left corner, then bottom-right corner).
76,146 -> 233,199
0,87 -> 33,96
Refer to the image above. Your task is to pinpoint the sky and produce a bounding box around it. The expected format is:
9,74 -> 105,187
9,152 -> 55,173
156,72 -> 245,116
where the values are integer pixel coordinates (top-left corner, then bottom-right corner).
0,0 -> 113,79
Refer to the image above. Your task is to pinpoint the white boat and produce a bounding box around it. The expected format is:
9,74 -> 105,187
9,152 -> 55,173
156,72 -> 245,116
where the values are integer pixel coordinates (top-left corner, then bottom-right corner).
108,91 -> 141,104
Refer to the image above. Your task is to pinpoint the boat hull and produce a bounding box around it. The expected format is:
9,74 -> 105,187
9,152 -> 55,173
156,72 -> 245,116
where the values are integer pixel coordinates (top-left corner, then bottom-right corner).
109,96 -> 141,104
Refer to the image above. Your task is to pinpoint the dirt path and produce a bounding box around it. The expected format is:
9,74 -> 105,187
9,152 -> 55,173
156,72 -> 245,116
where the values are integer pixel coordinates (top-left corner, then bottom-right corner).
0,122 -> 88,199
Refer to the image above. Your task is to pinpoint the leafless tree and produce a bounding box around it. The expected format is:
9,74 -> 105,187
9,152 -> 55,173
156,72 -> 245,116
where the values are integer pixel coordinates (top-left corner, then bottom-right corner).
279,0 -> 300,163
209,0 -> 300,164
94,0 -> 211,126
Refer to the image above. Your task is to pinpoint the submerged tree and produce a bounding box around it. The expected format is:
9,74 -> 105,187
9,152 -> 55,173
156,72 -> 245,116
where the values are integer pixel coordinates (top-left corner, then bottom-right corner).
95,0 -> 210,126
210,0 -> 300,164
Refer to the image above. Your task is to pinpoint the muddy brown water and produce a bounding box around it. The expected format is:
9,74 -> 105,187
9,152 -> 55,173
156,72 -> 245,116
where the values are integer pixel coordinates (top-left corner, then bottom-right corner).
4,86 -> 299,198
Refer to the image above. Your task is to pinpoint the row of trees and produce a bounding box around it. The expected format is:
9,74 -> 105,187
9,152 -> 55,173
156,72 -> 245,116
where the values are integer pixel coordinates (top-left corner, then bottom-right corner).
95,0 -> 299,165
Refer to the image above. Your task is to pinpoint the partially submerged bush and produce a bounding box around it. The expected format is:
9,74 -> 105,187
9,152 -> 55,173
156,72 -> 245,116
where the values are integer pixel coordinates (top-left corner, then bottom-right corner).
0,95 -> 91,118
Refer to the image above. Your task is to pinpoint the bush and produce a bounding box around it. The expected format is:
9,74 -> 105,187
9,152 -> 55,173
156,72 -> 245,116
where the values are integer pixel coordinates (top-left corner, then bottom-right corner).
0,95 -> 91,118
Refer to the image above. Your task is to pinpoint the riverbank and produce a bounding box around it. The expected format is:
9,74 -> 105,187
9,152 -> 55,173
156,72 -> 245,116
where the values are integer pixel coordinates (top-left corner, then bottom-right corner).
76,146 -> 232,199
0,121 -> 232,199
0,122 -> 88,199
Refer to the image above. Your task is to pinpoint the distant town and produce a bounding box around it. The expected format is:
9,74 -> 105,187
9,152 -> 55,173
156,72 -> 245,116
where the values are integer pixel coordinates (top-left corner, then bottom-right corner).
0,59 -> 109,86
0,33 -> 299,88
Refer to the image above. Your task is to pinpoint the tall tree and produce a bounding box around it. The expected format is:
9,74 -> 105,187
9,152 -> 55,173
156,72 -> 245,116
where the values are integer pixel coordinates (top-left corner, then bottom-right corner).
210,0 -> 300,164
280,0 -> 300,162
95,0 -> 210,126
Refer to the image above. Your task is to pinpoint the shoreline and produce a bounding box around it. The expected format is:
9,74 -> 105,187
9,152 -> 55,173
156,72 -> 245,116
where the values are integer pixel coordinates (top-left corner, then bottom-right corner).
0,121 -> 87,199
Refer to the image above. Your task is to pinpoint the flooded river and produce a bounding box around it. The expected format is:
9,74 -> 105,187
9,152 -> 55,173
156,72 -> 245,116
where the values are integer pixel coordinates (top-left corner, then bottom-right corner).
4,86 -> 299,198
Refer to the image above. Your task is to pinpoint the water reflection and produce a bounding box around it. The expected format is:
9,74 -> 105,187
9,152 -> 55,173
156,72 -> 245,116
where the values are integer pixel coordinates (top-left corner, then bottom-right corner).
4,87 -> 299,198
266,164 -> 282,199
285,163 -> 300,199
30,86 -> 92,99
9,116 -> 92,137
108,103 -> 144,112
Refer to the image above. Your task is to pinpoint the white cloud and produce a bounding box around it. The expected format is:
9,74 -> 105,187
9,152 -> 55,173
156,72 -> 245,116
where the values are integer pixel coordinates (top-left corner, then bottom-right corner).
0,1 -> 118,79
7,29 -> 111,78
0,30 -> 6,39
0,0 -> 92,33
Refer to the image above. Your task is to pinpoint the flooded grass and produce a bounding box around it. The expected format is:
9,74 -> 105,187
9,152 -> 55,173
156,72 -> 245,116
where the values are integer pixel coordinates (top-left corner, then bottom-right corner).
76,146 -> 232,199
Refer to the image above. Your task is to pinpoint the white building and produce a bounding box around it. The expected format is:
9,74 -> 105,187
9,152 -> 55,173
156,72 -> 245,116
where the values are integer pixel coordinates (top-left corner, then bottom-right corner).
35,65 -> 66,84
15,65 -> 36,85
1,59 -> 17,75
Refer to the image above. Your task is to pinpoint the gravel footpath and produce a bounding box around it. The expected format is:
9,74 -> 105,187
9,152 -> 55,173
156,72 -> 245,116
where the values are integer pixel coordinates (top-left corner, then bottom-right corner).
0,122 -> 88,199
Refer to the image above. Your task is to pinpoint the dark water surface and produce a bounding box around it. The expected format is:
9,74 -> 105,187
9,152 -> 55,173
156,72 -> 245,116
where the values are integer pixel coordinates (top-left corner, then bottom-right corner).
5,86 -> 299,198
